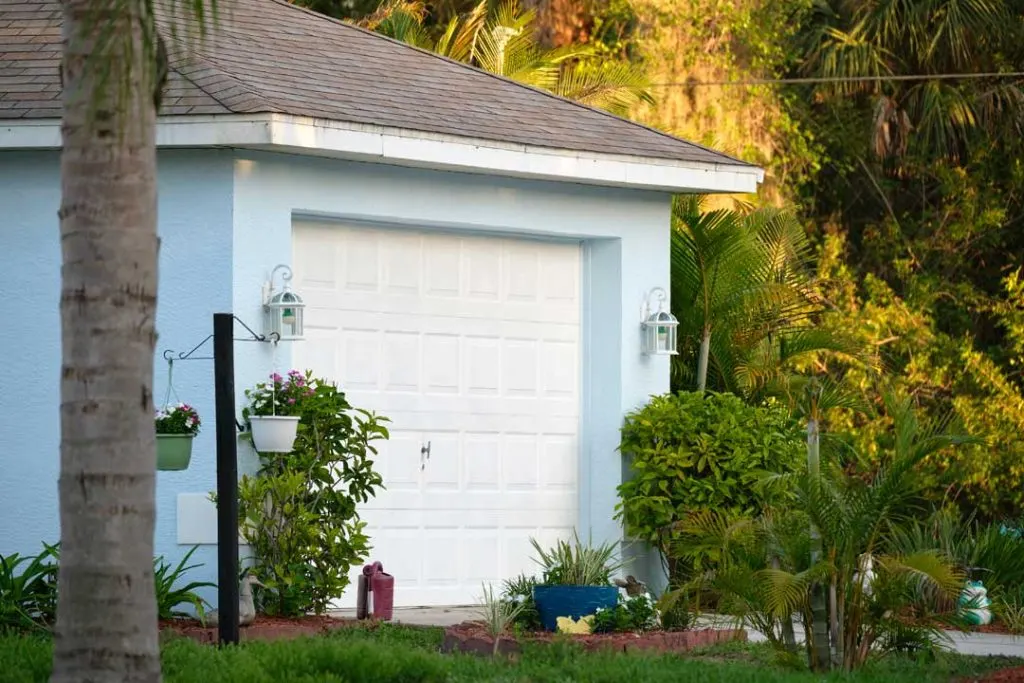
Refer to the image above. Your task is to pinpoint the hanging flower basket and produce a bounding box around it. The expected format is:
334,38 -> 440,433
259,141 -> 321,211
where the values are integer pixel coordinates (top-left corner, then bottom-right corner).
157,434 -> 195,471
248,415 -> 301,453
155,403 -> 201,472
243,371 -> 313,454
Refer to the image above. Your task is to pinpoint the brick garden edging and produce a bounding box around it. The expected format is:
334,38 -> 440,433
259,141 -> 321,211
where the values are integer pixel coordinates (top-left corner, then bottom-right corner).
441,621 -> 747,656
159,615 -> 367,644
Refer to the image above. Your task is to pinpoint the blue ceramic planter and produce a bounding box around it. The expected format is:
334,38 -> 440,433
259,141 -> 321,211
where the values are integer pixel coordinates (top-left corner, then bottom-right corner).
533,585 -> 619,631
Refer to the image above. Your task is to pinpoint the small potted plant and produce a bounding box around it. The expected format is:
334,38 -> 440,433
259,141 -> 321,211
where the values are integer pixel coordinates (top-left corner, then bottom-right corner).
529,533 -> 622,631
243,370 -> 310,453
155,403 -> 201,471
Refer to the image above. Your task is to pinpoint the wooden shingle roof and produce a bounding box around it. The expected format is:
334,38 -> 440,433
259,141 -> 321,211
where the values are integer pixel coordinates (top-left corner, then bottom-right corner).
0,0 -> 754,167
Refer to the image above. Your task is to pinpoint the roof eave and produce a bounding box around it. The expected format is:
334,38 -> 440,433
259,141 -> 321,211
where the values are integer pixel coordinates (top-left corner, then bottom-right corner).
0,113 -> 764,194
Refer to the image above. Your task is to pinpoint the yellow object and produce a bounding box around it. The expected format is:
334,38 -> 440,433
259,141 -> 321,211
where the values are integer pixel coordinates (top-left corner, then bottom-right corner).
556,615 -> 594,634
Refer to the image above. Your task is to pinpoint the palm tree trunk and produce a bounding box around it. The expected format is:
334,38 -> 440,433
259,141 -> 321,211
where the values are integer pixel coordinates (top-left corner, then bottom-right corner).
807,416 -> 830,671
829,579 -> 840,667
51,1 -> 161,681
696,327 -> 711,392
771,556 -> 798,654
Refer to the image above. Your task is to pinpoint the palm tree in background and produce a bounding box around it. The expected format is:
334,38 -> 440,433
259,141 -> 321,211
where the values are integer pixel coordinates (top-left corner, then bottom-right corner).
54,1 -> 212,680
356,0 -> 652,115
799,0 -> 1024,159
673,392 -> 971,672
670,196 -> 857,396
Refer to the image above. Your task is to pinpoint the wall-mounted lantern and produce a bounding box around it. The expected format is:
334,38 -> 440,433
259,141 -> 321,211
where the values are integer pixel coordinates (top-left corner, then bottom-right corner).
640,287 -> 678,356
262,264 -> 305,341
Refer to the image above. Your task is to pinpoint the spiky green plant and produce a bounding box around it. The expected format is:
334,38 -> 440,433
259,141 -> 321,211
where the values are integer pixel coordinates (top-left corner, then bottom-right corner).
476,583 -> 524,655
529,533 -> 622,586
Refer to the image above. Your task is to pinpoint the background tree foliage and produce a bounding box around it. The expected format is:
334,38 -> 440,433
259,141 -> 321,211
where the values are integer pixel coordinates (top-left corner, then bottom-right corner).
785,0 -> 1024,519
286,0 -> 1024,519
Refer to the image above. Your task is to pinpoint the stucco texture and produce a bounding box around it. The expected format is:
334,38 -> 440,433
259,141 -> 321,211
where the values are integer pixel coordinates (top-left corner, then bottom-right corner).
0,148 -> 671,607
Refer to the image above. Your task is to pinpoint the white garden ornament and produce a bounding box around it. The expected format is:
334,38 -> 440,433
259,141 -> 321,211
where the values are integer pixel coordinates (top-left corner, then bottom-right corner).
959,580 -> 993,626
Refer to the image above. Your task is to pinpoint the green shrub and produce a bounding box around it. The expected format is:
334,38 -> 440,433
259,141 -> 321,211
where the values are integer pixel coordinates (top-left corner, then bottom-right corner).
616,391 -> 803,573
237,370 -> 389,616
592,593 -> 659,633
501,574 -> 541,631
0,544 -> 58,633
995,585 -> 1024,635
889,508 -> 1024,598
154,546 -> 215,621
1,543 -> 211,633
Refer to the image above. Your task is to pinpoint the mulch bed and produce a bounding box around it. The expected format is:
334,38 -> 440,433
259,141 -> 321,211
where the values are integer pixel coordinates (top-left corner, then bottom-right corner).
971,621 -> 1020,635
441,620 -> 747,657
159,615 -> 370,644
962,666 -> 1024,682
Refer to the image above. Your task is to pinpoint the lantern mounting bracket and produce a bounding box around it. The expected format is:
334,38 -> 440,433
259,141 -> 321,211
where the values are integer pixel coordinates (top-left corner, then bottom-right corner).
640,287 -> 669,322
262,265 -> 293,307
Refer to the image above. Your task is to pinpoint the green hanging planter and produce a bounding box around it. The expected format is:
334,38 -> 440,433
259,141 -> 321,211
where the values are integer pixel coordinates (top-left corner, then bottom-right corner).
157,434 -> 195,471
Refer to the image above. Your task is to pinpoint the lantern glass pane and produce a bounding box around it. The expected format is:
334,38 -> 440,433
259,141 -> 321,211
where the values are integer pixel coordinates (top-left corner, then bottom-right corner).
264,306 -> 281,339
281,305 -> 303,339
656,324 -> 669,351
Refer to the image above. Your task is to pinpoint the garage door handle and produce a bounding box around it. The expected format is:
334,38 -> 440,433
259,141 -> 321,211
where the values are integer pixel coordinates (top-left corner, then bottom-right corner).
420,441 -> 431,470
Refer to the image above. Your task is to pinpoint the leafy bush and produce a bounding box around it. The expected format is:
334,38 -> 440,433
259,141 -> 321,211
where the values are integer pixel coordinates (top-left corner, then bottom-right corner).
592,592 -> 659,633
616,391 -> 803,575
529,533 -> 622,586
1,543 -> 211,633
889,508 -> 1024,599
154,546 -> 215,621
237,370 -> 389,616
995,585 -> 1024,634
0,544 -> 58,632
501,574 -> 541,631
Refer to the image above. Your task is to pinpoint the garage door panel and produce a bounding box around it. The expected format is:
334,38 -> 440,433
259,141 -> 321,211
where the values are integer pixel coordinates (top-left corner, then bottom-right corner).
301,294 -> 579,329
343,397 -> 580,425
366,491 -> 577,514
294,222 -> 580,607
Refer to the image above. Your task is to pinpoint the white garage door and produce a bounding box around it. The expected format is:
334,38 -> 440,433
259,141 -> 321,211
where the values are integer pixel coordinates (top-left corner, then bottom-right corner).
292,222 -> 581,607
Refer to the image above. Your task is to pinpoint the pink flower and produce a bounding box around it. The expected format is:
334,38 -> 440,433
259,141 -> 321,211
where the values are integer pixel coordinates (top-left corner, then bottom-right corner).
287,398 -> 296,404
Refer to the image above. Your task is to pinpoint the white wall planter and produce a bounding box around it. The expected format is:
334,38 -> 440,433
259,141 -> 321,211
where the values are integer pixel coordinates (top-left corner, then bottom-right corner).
248,415 -> 300,453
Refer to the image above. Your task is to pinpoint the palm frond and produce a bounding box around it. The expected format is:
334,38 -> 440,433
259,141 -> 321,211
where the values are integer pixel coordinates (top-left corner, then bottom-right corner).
555,59 -> 654,116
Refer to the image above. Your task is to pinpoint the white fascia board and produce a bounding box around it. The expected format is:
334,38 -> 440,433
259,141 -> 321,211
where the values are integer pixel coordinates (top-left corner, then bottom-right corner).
0,113 -> 764,194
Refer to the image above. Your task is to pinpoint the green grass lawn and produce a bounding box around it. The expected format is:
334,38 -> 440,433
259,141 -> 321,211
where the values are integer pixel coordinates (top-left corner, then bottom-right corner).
1,624 -> 1018,683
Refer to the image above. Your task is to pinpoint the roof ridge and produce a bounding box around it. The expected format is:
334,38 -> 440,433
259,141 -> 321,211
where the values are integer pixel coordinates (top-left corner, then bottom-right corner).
265,0 -> 751,167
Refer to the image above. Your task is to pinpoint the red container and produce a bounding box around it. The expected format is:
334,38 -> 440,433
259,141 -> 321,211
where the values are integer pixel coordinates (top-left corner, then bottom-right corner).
362,561 -> 394,621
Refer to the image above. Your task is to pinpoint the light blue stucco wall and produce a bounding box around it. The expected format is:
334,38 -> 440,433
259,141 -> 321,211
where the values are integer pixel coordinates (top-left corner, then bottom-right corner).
0,149 -> 234,603
0,147 -> 671,607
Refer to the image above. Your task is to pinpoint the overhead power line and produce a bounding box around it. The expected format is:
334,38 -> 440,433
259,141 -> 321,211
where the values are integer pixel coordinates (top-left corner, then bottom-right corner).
650,71 -> 1024,87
